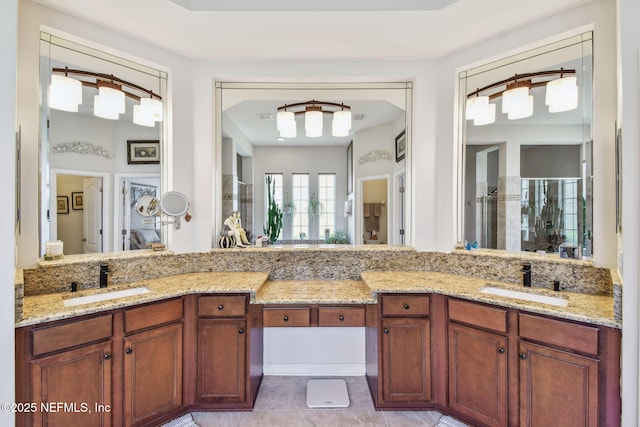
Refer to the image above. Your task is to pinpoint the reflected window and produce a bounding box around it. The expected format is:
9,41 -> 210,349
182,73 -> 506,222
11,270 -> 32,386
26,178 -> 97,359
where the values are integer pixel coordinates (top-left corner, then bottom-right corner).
292,174 -> 309,239
318,173 -> 336,239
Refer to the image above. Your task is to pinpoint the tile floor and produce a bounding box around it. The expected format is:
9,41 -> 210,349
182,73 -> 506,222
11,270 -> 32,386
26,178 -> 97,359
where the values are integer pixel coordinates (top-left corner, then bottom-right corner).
191,376 -> 471,427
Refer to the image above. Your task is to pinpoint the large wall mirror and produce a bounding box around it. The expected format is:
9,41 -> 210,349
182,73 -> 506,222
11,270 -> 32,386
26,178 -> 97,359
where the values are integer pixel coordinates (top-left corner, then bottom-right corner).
458,32 -> 593,258
39,32 -> 167,257
215,82 -> 412,247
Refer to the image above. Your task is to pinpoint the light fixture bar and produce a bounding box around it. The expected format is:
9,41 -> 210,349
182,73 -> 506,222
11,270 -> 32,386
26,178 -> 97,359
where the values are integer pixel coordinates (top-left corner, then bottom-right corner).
276,99 -> 351,138
467,69 -> 575,100
52,67 -> 163,101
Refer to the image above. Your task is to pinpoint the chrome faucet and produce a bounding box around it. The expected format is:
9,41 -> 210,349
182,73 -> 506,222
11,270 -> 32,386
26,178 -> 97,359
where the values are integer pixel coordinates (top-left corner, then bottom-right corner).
99,264 -> 110,288
521,262 -> 532,287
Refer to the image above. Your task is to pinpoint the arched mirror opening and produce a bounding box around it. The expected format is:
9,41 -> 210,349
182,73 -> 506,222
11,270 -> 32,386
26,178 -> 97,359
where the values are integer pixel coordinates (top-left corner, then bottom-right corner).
458,31 -> 593,258
215,82 -> 412,247
39,32 -> 168,257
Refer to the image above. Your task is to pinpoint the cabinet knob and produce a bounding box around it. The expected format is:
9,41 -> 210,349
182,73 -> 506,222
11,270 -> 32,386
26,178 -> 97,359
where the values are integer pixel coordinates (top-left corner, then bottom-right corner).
497,347 -> 505,354
126,347 -> 133,355
283,316 -> 289,322
383,328 -> 390,334
103,353 -> 112,360
339,315 -> 345,321
403,304 -> 410,310
238,328 -> 245,334
218,304 -> 224,310
519,353 -> 527,360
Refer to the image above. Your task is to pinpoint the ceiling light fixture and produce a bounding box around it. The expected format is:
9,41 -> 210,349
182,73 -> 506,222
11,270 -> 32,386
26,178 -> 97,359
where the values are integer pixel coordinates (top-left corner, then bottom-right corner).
276,100 -> 351,138
49,67 -> 163,127
466,69 -> 577,126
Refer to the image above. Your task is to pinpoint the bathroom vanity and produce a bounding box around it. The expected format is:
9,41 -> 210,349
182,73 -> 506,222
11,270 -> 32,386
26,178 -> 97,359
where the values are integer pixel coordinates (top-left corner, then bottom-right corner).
14,248 -> 622,427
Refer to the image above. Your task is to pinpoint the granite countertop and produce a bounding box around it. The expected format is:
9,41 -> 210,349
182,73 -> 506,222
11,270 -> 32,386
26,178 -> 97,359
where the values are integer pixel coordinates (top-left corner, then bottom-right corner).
361,271 -> 618,328
17,270 -> 619,330
17,271 -> 269,327
254,280 -> 377,305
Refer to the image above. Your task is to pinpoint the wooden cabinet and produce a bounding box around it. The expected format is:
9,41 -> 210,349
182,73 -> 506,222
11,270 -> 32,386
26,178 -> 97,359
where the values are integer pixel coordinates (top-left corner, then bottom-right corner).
123,322 -> 183,426
447,299 -> 508,427
123,298 -> 184,427
195,294 -> 262,409
367,294 -> 432,408
30,340 -> 113,427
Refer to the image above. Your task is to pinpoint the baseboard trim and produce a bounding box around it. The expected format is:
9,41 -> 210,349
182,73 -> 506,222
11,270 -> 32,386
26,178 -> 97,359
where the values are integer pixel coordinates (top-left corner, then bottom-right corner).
263,363 -> 366,376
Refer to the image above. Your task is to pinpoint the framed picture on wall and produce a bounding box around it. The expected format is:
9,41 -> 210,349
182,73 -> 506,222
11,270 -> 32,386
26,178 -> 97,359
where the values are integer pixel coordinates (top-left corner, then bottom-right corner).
127,140 -> 160,164
57,196 -> 69,214
71,192 -> 83,210
395,130 -> 406,162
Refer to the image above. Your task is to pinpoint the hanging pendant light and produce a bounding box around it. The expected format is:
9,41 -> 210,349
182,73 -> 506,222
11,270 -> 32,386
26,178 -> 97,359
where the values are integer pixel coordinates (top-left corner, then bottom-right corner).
280,115 -> 297,138
546,76 -> 578,113
501,86 -> 530,115
141,97 -> 163,122
133,104 -> 155,127
473,103 -> 496,126
332,108 -> 352,137
305,105 -> 323,138
49,74 -> 83,112
465,95 -> 489,120
94,84 -> 125,120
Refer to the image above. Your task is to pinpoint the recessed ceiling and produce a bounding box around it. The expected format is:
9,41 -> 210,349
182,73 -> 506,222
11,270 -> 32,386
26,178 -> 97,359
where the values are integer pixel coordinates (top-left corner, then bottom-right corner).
32,0 -> 593,61
168,0 -> 458,12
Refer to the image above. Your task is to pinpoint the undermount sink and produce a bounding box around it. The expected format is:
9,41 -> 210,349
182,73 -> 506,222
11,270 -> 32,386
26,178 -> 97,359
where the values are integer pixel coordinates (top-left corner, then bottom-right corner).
480,286 -> 568,307
63,287 -> 151,307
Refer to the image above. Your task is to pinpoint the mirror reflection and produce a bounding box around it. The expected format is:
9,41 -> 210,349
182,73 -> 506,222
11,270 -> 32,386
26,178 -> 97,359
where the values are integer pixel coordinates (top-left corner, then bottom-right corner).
39,33 -> 167,256
459,32 -> 593,257
217,83 -> 411,246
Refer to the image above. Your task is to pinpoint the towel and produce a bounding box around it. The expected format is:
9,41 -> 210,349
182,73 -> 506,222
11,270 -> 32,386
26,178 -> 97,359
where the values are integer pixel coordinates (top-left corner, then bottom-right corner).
373,203 -> 382,217
160,413 -> 199,427
363,203 -> 371,217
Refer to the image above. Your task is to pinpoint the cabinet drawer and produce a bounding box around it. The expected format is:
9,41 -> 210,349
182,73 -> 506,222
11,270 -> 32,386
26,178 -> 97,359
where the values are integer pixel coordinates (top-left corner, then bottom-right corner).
125,298 -> 184,333
448,299 -> 508,333
519,313 -> 599,356
318,307 -> 365,327
199,295 -> 247,317
32,314 -> 112,356
381,295 -> 430,317
263,307 -> 310,327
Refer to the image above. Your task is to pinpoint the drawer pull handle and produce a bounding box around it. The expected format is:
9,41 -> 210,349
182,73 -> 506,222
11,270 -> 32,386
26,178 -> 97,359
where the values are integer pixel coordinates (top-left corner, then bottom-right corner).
383,328 -> 390,334
103,353 -> 112,360
519,353 -> 527,360
403,304 -> 410,310
218,304 -> 224,310
339,315 -> 345,321
238,328 -> 245,334
497,347 -> 505,354
126,347 -> 133,355
283,316 -> 289,322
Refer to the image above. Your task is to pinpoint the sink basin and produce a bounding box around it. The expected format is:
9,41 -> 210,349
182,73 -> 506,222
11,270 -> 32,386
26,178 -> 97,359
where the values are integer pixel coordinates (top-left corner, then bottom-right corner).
63,287 -> 151,307
480,286 -> 568,307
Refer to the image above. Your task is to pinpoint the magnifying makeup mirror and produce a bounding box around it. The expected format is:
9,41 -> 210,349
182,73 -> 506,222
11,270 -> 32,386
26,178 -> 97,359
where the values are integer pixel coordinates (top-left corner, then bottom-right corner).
134,195 -> 160,217
160,191 -> 189,217
134,191 -> 190,229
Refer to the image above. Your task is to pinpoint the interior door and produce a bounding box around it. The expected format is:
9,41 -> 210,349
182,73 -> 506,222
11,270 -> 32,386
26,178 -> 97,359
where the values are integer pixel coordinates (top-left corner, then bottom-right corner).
83,177 -> 103,253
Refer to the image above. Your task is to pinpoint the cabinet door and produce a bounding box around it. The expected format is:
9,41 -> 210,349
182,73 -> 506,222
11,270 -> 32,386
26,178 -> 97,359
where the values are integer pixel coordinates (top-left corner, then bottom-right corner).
381,317 -> 431,402
31,341 -> 112,427
519,341 -> 598,427
124,322 -> 183,426
448,323 -> 507,427
197,318 -> 247,403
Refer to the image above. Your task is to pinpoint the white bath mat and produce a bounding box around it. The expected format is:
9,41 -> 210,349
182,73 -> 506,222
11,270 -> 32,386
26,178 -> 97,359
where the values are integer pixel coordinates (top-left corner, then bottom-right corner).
436,414 -> 471,427
160,413 -> 200,427
306,378 -> 350,408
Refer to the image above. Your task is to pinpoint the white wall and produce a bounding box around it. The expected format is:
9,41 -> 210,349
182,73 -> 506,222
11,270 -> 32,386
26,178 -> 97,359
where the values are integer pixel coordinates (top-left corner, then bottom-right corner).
2,1 -> 17,424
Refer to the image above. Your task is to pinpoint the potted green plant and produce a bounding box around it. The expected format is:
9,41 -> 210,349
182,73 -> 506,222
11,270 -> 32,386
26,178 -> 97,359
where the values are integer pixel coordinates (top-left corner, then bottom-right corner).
263,176 -> 283,243
309,192 -> 322,221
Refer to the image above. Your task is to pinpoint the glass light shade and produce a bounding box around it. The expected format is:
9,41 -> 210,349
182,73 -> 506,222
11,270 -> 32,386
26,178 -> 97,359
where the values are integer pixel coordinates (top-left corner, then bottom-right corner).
140,97 -> 163,121
332,110 -> 351,137
305,109 -> 323,137
465,96 -> 489,120
49,75 -> 82,112
133,104 -> 155,127
277,111 -> 294,131
473,103 -> 496,126
501,86 -> 530,114
279,117 -> 297,138
95,86 -> 125,116
93,94 -> 119,120
546,76 -> 578,113
507,95 -> 534,120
